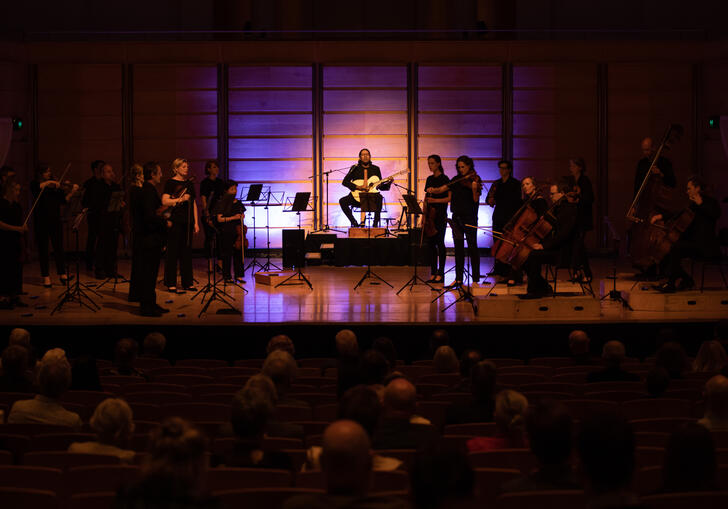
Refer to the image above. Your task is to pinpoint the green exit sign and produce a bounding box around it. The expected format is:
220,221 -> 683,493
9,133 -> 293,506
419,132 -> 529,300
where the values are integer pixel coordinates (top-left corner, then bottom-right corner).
708,115 -> 720,129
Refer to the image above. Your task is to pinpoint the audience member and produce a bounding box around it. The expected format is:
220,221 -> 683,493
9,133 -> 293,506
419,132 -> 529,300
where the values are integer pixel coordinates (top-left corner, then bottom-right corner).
568,330 -> 597,365
662,423 -> 717,492
655,341 -> 689,379
334,329 -> 360,396
467,389 -> 528,452
142,332 -> 167,358
373,378 -> 439,450
0,345 -> 34,392
693,340 -> 727,373
578,412 -> 638,508
410,444 -> 474,509
8,355 -> 82,429
245,373 -> 303,439
262,349 -> 306,407
69,398 -> 136,462
284,420 -> 406,509
372,336 -> 398,374
645,367 -> 670,398
359,349 -> 389,386
428,329 -> 450,357
446,360 -> 496,425
70,355 -> 103,391
104,338 -> 147,379
586,341 -> 640,383
116,418 -> 218,509
305,385 -> 402,472
266,334 -> 295,358
698,374 -> 728,430
433,345 -> 459,374
8,327 -> 31,349
502,400 -> 580,492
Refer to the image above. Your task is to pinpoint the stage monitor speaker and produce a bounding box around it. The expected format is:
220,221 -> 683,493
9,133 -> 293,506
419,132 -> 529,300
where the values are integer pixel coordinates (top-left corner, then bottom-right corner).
282,229 -> 305,268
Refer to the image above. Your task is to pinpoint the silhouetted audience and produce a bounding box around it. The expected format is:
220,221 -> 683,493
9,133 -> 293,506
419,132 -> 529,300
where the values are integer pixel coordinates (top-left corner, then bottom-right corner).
244,373 -> 303,439
662,423 -> 717,492
5,327 -> 36,370
449,349 -> 482,392
645,367 -> 670,398
410,444 -> 474,509
654,341 -> 689,379
467,390 -> 528,452
433,345 -> 459,374
266,334 -> 295,358
69,398 -> 135,462
372,336 -> 398,374
0,345 -> 34,393
502,400 -> 580,492
262,349 -> 306,407
698,374 -> 728,430
427,329 -> 450,358
104,338 -> 147,379
446,360 -> 496,425
372,378 -> 439,450
693,340 -> 727,373
70,355 -> 103,391
142,332 -> 167,358
334,329 -> 360,397
586,341 -> 640,383
568,329 -> 598,365
359,349 -> 389,387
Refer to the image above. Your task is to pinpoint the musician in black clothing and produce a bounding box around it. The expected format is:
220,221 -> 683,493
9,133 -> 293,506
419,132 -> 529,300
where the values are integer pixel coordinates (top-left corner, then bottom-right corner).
523,179 -> 579,298
487,160 -> 523,278
0,179 -> 28,309
214,181 -> 247,283
653,176 -> 721,293
339,148 -> 384,227
136,162 -> 169,317
31,164 -> 79,287
127,164 -> 144,302
199,160 -> 227,270
521,176 -> 548,216
423,154 -> 451,284
568,157 -> 594,279
162,158 -> 199,293
94,163 -> 124,279
82,159 -> 105,271
634,137 -> 676,197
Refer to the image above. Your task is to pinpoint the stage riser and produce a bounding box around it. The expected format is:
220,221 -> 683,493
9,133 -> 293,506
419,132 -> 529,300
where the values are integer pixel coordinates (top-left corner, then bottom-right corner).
628,290 -> 728,312
475,296 -> 600,320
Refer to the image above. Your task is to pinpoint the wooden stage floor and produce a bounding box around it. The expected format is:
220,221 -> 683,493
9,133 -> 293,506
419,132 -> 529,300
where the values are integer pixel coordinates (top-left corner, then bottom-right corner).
2,257 -> 726,327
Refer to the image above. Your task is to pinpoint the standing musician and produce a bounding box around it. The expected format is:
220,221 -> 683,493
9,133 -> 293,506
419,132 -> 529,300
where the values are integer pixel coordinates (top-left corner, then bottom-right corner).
634,136 -> 676,197
0,178 -> 28,309
423,154 -> 451,284
428,155 -> 482,287
94,163 -> 124,280
652,176 -> 721,293
214,180 -> 247,283
523,178 -> 579,298
31,163 -> 79,287
162,158 -> 199,293
199,160 -> 227,272
127,163 -> 144,303
567,157 -> 594,279
82,159 -> 105,272
340,148 -> 385,227
486,160 -> 522,278
135,162 -> 169,317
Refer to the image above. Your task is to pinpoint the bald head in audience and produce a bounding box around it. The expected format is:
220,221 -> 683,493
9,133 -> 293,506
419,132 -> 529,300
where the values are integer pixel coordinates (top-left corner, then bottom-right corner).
335,329 -> 358,357
700,375 -> 728,430
9,328 -> 30,349
383,377 -> 417,416
569,330 -> 590,356
602,340 -> 626,367
321,420 -> 372,496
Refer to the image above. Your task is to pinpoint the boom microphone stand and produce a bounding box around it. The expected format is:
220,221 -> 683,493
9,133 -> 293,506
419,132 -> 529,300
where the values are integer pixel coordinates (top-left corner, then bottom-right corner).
312,167 -> 347,234
276,192 -> 313,290
242,184 -> 264,274
397,194 -> 434,294
353,192 -> 393,291
259,188 -> 282,272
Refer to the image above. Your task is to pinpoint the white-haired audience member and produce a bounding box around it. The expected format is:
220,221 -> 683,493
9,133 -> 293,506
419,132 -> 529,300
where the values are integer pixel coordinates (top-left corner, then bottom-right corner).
266,334 -> 295,358
698,375 -> 728,431
262,349 -> 306,407
69,398 -> 136,462
586,341 -> 640,383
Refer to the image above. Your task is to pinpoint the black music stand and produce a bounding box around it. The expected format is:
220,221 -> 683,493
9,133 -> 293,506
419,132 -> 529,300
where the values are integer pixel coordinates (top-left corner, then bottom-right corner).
260,189 -> 284,272
94,191 -> 129,292
353,192 -> 393,290
397,194 -> 434,294
242,184 -> 264,274
432,220 -> 478,314
276,192 -> 313,290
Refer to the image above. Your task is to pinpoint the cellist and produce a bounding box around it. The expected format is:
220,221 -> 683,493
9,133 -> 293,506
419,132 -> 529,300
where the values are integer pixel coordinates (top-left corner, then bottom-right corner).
423,154 -> 450,284
214,180 -> 246,284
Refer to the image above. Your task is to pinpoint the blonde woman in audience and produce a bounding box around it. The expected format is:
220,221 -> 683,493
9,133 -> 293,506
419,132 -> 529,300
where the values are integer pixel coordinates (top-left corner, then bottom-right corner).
693,340 -> 727,373
467,389 -> 528,452
433,345 -> 459,374
69,398 -> 135,462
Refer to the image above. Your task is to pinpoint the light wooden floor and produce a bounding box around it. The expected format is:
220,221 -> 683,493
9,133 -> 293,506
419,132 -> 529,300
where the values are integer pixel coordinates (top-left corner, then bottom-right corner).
2,257 -> 726,326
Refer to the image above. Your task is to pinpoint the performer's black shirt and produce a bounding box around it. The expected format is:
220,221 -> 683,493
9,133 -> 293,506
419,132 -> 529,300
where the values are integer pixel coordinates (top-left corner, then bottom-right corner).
575,174 -> 594,232
342,163 -> 382,192
163,178 -> 196,225
425,173 -> 450,223
30,180 -> 66,226
634,156 -> 675,196
128,186 -> 144,234
684,195 -> 721,255
0,198 -> 22,249
200,177 -> 227,216
213,194 -> 246,236
96,180 -> 122,217
450,179 -> 480,219
140,181 -> 167,241
491,176 -> 523,230
542,201 -> 578,251
81,176 -> 97,209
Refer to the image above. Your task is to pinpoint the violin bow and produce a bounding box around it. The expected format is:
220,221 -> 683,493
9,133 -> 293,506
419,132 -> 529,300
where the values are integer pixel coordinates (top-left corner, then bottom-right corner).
23,162 -> 71,227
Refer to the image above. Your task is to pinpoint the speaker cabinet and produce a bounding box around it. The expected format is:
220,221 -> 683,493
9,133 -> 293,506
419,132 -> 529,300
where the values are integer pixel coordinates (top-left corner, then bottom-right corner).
282,229 -> 305,268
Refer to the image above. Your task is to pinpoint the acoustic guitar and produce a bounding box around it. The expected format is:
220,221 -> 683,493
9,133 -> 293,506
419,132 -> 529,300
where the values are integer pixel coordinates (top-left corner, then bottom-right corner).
350,169 -> 409,202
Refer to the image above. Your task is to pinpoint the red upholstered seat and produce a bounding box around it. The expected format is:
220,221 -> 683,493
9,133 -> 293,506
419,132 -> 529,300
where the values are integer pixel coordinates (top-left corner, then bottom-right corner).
68,492 -> 116,509
66,465 -> 141,494
0,487 -> 58,509
296,470 -> 408,492
208,467 -> 292,491
213,488 -> 324,509
468,449 -> 537,474
640,491 -> 728,509
496,490 -> 586,509
22,452 -> 121,469
176,359 -> 228,369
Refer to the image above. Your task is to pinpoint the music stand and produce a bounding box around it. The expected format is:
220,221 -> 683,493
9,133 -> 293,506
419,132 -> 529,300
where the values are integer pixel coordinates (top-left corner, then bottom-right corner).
276,192 -> 313,290
260,189 -> 284,272
397,194 -> 434,294
353,192 -> 393,290
241,184 -> 264,274
95,191 -> 129,291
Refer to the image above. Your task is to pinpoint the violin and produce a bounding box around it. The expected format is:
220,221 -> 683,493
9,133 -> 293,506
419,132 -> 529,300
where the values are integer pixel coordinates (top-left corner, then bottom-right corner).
446,169 -> 483,191
233,221 -> 249,250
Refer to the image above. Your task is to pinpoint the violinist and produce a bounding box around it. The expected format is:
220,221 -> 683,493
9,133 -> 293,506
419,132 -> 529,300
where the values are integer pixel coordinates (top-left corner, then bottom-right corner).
423,154 -> 451,284
0,178 -> 28,309
94,163 -> 124,280
487,160 -> 522,278
127,163 -> 144,303
653,176 -> 721,293
634,137 -> 676,197
162,158 -> 199,293
213,180 -> 246,283
523,178 -> 579,298
31,163 -> 79,288
200,160 -> 227,272
82,159 -> 105,272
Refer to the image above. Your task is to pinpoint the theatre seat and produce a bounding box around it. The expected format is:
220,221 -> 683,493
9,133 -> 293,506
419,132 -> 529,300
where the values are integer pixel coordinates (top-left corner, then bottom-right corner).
0,487 -> 58,509
214,488 -> 324,509
468,449 -> 537,474
0,465 -> 63,493
66,465 -> 140,494
208,467 -> 292,491
640,491 -> 728,509
22,452 -> 120,469
496,490 -> 586,509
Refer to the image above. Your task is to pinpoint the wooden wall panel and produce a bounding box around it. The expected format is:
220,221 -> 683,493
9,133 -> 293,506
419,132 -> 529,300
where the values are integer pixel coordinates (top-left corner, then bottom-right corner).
702,62 -> 728,232
0,62 -> 31,189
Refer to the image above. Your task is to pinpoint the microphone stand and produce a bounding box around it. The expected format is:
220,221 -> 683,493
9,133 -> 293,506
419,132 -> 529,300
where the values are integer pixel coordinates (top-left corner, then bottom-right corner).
312,167 -> 347,234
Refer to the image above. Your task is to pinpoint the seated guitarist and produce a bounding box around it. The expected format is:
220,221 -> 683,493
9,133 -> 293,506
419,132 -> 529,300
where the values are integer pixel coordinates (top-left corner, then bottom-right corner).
339,148 -> 388,227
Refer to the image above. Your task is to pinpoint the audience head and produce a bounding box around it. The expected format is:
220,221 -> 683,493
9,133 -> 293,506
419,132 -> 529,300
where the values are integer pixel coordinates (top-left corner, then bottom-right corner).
703,374 -> 728,424
231,383 -> 274,440
693,340 -> 727,373
338,385 -> 382,438
91,398 -> 135,446
383,377 -> 417,417
114,338 -> 139,370
459,349 -> 482,379
359,349 -> 389,386
655,341 -> 688,379
143,332 -> 166,358
411,445 -> 474,509
243,373 -> 278,404
433,345 -> 459,374
527,400 -> 573,466
8,328 -> 31,349
144,418 -> 208,494
37,355 -> 72,399
429,329 -> 450,355
320,420 -> 372,496
568,330 -> 590,356
266,334 -> 295,357
372,337 -> 397,373
1,345 -> 28,378
334,329 -> 358,358
655,327 -> 679,348
645,367 -> 670,397
70,355 -> 102,391
578,412 -> 635,494
470,360 -> 497,403
601,340 -> 626,368
494,390 -> 528,439
663,423 -> 717,492
261,350 -> 297,397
